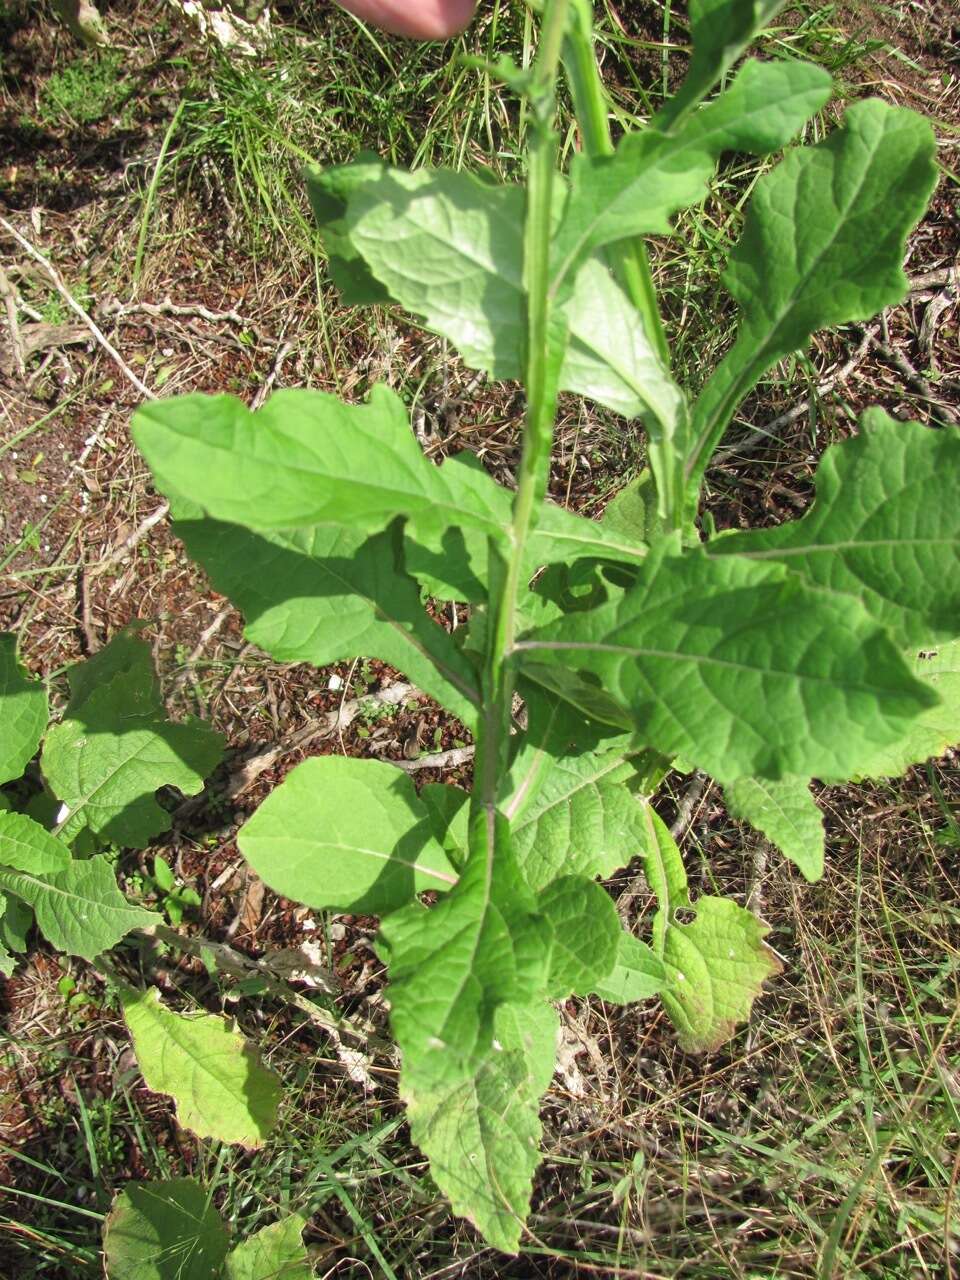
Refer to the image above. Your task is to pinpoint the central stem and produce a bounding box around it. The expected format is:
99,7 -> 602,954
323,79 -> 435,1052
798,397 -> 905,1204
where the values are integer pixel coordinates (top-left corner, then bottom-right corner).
472,0 -> 569,846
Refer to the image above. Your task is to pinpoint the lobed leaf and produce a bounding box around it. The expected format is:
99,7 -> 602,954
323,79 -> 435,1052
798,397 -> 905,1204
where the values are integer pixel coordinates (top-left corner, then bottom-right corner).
238,756 -> 458,916
121,986 -> 282,1147
708,411 -> 960,649
103,1178 -> 229,1280
723,775 -> 825,881
659,895 -> 782,1052
346,167 -> 526,379
642,807 -> 781,1051
850,639 -> 960,779
0,855 -> 158,961
403,999 -> 557,1255
41,634 -> 223,846
655,0 -> 789,131
0,632 -> 48,786
323,164 -> 683,424
516,541 -> 936,785
686,99 -> 938,494
133,385 -> 498,540
507,749 -> 651,891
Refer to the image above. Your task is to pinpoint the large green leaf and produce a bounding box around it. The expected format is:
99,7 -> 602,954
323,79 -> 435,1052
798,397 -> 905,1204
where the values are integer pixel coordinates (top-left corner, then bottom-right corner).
708,411 -> 960,649
405,451 -> 647,603
141,391 -> 645,611
517,541 -> 936,786
378,822 -> 552,1251
552,58 -> 832,288
0,856 -> 158,961
403,999 -> 557,1256
723,775 -> 825,882
175,516 -> 480,725
335,165 -> 683,423
0,633 -> 48,785
121,987 -> 282,1147
103,1178 -> 229,1280
642,807 -> 781,1051
347,167 -> 526,379
133,385 -> 504,541
507,749 -> 651,891
0,810 -> 71,874
225,1216 -> 311,1280
40,635 -> 223,846
239,756 -> 458,916
686,100 -> 938,493
538,875 -> 622,998
560,254 -> 685,428
656,1 -> 788,130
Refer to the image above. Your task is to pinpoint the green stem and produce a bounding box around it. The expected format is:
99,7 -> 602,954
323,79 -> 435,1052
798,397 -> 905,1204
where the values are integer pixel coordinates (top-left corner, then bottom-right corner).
561,1 -> 670,368
562,0 -> 684,532
472,0 -> 569,843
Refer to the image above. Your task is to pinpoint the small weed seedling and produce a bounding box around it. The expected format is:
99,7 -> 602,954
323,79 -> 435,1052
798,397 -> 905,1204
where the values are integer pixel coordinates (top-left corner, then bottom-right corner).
1,0 -> 957,1265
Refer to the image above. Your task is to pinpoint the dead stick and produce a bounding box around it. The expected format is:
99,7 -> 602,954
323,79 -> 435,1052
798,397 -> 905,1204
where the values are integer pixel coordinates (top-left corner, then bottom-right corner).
0,215 -> 156,401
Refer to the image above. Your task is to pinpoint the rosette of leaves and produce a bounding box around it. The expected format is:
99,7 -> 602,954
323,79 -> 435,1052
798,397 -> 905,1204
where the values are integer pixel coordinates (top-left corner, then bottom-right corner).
0,630 -> 224,969
0,633 -> 288,1218
130,0 -> 954,1255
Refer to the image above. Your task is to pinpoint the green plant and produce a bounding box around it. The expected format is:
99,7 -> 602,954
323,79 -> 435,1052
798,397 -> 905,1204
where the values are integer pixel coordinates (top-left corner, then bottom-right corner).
37,49 -> 125,128
2,0 -> 957,1265
145,854 -> 202,926
121,0 -> 959,1253
0,629 -> 225,966
0,630 -> 312,1269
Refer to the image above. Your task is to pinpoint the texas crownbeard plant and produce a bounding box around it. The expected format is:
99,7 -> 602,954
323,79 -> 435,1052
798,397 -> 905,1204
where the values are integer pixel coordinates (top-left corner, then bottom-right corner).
0,0 -> 956,1261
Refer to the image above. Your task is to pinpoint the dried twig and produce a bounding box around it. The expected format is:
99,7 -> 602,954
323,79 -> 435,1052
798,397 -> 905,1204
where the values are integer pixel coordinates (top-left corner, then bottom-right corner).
668,771 -> 711,841
713,326 -> 877,467
390,744 -> 476,773
145,922 -> 392,1055
0,262 -> 26,378
909,265 -> 959,292
101,295 -> 256,329
251,337 -> 294,410
0,215 -> 156,401
90,501 -> 171,574
869,328 -> 959,425
78,564 -> 100,654
171,602 -> 235,693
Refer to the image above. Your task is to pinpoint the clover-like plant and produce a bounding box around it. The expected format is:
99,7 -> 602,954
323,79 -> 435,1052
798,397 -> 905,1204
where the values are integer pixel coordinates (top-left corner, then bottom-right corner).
126,0 -> 957,1253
